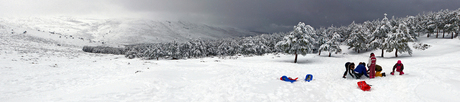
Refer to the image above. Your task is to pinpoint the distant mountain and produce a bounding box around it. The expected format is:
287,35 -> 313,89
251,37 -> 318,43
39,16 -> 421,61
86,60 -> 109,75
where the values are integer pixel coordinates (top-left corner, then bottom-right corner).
0,17 -> 259,45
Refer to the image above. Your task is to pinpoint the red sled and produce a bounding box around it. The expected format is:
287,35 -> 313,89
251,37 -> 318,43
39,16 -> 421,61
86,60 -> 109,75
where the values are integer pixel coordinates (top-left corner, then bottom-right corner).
357,81 -> 371,91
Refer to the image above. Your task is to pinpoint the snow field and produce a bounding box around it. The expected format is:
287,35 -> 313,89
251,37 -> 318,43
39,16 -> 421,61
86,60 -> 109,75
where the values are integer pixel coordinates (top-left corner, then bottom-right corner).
1,28 -> 460,101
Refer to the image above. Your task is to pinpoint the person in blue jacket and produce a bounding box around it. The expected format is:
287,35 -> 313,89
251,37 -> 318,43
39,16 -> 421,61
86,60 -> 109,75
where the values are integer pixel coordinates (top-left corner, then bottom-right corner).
354,62 -> 369,79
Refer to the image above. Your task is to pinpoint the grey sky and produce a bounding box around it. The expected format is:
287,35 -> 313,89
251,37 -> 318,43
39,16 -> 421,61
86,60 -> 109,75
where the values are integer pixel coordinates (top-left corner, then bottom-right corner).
1,0 -> 460,33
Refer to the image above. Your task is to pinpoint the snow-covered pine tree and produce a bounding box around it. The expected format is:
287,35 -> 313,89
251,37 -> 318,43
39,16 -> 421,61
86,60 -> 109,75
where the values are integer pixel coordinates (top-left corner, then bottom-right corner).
217,39 -> 231,56
188,39 -> 207,58
250,36 -> 271,55
370,13 -> 392,57
405,16 -> 419,38
205,40 -> 218,57
444,10 -> 459,39
259,32 -> 287,53
241,37 -> 257,55
316,27 -> 328,55
180,42 -> 192,59
275,22 -> 317,63
319,32 -> 342,57
425,12 -> 438,38
385,21 -> 415,57
434,10 -> 446,38
346,22 -> 368,53
257,34 -> 279,53
140,44 -> 154,60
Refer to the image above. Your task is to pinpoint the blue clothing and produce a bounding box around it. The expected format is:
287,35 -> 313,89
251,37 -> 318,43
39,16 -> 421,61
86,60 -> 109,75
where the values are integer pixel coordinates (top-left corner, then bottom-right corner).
354,64 -> 369,77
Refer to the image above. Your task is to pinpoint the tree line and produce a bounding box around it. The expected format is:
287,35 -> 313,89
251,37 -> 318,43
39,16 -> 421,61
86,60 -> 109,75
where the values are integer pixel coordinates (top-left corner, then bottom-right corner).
83,8 -> 460,62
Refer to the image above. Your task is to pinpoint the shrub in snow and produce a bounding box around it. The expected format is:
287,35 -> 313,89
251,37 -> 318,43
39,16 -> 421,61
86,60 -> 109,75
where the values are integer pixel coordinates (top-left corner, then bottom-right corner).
82,46 -> 126,55
413,42 -> 431,50
125,51 -> 137,59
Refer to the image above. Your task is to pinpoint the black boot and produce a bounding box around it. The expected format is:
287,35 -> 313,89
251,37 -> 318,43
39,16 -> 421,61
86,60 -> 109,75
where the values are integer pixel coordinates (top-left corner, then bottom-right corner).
382,73 -> 386,77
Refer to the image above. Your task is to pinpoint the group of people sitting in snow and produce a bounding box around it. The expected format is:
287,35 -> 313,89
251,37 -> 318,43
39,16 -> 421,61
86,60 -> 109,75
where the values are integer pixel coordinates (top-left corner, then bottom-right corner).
343,53 -> 405,79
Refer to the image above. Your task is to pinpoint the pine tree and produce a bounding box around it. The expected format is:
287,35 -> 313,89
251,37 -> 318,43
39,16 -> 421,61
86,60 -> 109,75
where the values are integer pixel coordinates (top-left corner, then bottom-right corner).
276,22 -> 317,63
427,12 -> 438,38
189,40 -> 206,58
444,11 -> 460,39
241,37 -> 257,55
316,27 -> 328,56
346,22 -> 368,53
319,32 -> 342,57
370,13 -> 392,57
385,21 -> 415,57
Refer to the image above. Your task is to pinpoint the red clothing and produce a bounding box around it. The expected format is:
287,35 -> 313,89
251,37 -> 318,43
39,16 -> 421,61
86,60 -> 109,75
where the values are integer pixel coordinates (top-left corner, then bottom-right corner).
369,56 -> 376,78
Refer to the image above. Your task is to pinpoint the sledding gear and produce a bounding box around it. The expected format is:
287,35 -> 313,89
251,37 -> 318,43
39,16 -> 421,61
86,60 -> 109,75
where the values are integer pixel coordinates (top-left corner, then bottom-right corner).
305,74 -> 313,82
392,60 -> 405,75
280,76 -> 298,83
343,62 -> 355,78
354,63 -> 369,79
357,81 -> 371,91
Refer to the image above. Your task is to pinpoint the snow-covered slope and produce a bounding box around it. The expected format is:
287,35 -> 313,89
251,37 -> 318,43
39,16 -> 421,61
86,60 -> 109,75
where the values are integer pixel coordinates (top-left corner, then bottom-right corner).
0,17 -> 259,45
1,26 -> 460,101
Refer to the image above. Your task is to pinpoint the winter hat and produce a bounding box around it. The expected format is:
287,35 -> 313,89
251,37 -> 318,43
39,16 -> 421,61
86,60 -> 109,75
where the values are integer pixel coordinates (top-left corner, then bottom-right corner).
370,53 -> 375,57
397,60 -> 402,64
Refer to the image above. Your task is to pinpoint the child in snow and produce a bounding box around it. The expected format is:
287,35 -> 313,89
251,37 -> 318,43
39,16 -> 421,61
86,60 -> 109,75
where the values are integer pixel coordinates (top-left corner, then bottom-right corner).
343,62 -> 355,78
354,62 -> 369,79
374,65 -> 386,77
367,53 -> 377,78
391,60 -> 405,75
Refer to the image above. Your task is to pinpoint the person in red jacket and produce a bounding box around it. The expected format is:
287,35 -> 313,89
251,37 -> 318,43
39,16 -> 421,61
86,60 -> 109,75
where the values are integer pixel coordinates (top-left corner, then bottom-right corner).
391,60 -> 405,75
368,53 -> 376,78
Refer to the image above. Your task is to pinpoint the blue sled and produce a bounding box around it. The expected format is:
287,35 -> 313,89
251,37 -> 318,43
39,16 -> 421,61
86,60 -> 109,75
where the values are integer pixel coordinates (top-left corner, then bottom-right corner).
305,74 -> 313,82
280,76 -> 297,83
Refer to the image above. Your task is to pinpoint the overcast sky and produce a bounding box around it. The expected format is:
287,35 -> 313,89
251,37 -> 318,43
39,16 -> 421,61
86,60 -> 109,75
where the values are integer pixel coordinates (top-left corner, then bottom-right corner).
1,0 -> 460,33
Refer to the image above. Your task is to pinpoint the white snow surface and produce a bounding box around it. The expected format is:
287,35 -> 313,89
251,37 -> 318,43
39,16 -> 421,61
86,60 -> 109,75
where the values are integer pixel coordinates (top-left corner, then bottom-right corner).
1,26 -> 460,102
0,17 -> 258,45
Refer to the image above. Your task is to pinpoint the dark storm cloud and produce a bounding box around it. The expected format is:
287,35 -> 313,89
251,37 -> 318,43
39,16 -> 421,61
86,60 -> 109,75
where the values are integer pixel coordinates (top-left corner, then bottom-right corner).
114,0 -> 460,33
2,0 -> 460,33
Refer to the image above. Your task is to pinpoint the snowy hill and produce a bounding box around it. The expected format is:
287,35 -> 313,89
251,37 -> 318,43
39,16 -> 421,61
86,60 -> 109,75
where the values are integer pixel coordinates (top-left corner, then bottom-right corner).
1,25 -> 460,101
0,17 -> 259,45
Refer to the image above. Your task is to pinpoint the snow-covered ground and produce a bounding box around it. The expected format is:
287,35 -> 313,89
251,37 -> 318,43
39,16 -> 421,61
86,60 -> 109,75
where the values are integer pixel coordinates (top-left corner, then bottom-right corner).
0,17 -> 258,45
1,26 -> 460,102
